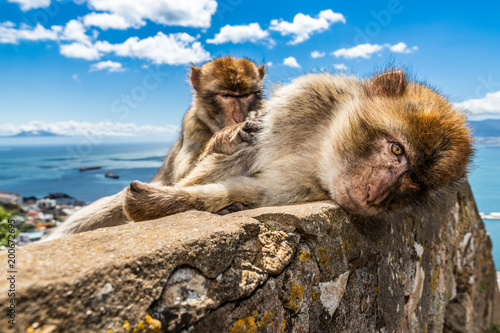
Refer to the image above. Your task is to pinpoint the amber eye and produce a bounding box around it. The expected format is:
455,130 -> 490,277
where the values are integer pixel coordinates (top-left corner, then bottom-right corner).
391,143 -> 404,155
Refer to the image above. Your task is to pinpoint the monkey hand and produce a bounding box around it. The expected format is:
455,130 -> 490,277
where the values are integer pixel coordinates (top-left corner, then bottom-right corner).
199,120 -> 261,159
124,181 -> 189,222
216,202 -> 247,215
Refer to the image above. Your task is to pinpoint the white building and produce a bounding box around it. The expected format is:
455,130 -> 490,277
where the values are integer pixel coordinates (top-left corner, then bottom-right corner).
37,198 -> 57,209
0,191 -> 23,204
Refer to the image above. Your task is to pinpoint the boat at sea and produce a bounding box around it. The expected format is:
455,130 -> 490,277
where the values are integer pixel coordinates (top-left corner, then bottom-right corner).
105,171 -> 119,179
79,166 -> 102,172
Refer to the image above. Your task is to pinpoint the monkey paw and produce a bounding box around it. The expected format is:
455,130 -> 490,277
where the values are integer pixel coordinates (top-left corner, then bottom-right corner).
216,202 -> 247,215
238,120 -> 262,144
124,181 -> 165,222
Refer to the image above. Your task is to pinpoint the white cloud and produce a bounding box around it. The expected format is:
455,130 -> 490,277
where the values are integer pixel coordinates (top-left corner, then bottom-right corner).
334,63 -> 347,70
72,74 -> 81,82
270,9 -> 345,45
60,42 -> 101,60
83,12 -> 143,30
58,32 -> 210,64
455,91 -> 500,120
332,42 -> 417,59
7,0 -> 50,11
0,120 -> 180,137
0,18 -> 210,65
61,20 -> 91,44
388,42 -> 418,54
266,62 -> 273,67
311,50 -> 325,58
95,32 -> 210,65
0,20 -> 94,45
89,60 -> 125,73
206,23 -> 269,44
332,43 -> 384,59
84,0 -> 217,29
0,22 -> 60,44
283,56 -> 300,68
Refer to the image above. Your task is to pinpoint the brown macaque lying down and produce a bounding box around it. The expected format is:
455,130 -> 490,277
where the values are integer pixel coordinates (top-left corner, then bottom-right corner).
123,71 -> 473,222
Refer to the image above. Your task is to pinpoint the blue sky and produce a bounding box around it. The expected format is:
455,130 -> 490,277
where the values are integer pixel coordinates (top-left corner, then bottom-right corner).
1,0 -> 500,138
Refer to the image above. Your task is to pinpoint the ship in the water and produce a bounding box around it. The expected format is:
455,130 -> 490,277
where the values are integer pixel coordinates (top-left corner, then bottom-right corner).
105,171 -> 119,179
79,166 -> 101,172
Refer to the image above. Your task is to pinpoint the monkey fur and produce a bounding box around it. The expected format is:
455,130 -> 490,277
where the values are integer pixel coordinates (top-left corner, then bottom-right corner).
45,56 -> 266,240
123,71 -> 473,222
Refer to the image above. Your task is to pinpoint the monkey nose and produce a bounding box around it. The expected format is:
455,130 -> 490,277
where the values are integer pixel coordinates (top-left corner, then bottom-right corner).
366,183 -> 390,206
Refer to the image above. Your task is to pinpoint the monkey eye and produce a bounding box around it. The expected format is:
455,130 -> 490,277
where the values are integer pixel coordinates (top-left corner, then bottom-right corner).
391,143 -> 404,156
220,93 -> 231,98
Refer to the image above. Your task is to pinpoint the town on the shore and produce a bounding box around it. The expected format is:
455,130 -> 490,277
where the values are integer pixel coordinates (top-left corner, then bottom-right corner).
0,190 -> 86,246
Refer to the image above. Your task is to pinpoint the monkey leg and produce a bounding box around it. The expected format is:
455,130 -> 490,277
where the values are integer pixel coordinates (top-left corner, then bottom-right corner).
44,189 -> 130,240
123,177 -> 264,222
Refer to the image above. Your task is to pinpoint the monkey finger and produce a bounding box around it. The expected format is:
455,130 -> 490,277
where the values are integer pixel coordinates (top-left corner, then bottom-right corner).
238,130 -> 257,144
243,120 -> 262,133
129,180 -> 146,193
216,202 -> 247,215
216,209 -> 230,215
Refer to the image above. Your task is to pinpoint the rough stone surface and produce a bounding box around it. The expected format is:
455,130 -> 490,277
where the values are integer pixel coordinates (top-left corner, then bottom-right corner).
1,182 -> 499,332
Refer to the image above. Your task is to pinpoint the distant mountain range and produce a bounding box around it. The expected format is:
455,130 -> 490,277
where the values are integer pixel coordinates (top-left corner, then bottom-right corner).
469,119 -> 500,137
3,120 -> 500,138
10,130 -> 63,137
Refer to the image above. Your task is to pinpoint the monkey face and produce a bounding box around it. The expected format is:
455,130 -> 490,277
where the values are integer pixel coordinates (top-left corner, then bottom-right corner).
334,137 -> 420,216
190,56 -> 265,129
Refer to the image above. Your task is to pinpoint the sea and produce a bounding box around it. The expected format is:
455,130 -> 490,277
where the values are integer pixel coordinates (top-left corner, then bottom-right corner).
0,138 -> 499,268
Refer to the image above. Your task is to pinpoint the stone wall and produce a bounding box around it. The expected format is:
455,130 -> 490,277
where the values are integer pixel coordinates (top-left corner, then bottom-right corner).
1,182 -> 499,332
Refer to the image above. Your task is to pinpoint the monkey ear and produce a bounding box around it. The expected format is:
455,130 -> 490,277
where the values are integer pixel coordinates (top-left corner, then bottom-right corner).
190,65 -> 202,91
367,71 -> 406,97
258,64 -> 266,80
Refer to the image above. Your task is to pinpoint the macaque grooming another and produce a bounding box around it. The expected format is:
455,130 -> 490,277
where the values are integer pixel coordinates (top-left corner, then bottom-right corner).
152,56 -> 266,185
46,56 -> 265,239
123,71 -> 473,221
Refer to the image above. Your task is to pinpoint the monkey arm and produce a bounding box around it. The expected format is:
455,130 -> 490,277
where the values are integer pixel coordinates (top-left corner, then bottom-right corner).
123,177 -> 264,222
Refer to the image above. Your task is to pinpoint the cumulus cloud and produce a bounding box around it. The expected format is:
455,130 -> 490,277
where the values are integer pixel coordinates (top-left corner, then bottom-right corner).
206,23 -> 269,44
334,63 -> 347,70
84,0 -> 217,29
283,56 -> 300,68
332,42 -> 417,59
332,43 -> 384,59
60,42 -> 101,60
0,120 -> 180,137
7,0 -> 50,11
61,20 -> 91,44
59,32 -> 210,64
270,9 -> 345,45
89,60 -> 125,73
455,91 -> 500,120
83,13 -> 143,30
311,51 -> 325,58
0,22 -> 60,44
0,20 -> 95,45
95,32 -> 210,65
388,42 -> 418,54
